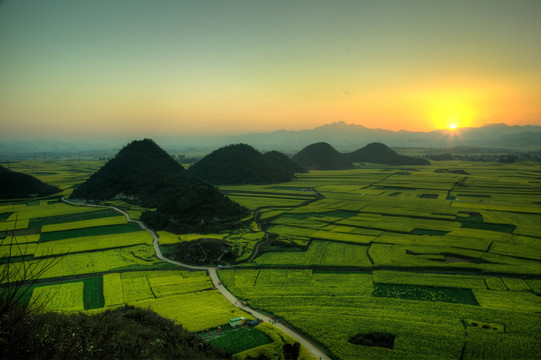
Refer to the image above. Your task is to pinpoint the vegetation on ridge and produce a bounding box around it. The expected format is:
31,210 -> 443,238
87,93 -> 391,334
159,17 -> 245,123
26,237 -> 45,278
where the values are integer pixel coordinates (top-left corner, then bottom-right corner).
0,305 -> 229,360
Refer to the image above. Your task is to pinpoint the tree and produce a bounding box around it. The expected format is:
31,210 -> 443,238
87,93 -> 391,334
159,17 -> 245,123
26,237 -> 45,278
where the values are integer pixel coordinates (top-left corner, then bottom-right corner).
0,214 -> 64,330
283,342 -> 300,360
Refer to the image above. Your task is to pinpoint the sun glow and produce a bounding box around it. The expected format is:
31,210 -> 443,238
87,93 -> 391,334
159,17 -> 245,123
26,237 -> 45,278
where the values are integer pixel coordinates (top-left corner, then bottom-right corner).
448,123 -> 458,130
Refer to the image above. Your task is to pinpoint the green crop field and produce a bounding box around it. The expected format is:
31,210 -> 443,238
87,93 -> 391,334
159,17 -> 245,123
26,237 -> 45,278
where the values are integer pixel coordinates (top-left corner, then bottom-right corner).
2,159 -> 540,359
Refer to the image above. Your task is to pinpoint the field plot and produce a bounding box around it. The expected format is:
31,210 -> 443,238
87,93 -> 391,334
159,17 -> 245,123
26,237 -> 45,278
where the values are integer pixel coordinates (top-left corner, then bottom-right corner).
39,222 -> 141,242
33,231 -> 153,257
5,244 -> 168,282
220,269 -> 375,298
234,322 -> 317,360
5,201 -> 100,223
40,215 -> 127,232
30,282 -> 85,312
249,240 -> 372,267
130,290 -> 253,332
368,243 -> 541,275
208,325 -> 272,355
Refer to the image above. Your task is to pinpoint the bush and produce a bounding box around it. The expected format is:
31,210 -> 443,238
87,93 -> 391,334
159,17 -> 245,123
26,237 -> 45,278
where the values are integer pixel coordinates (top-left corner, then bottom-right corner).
0,305 -> 230,360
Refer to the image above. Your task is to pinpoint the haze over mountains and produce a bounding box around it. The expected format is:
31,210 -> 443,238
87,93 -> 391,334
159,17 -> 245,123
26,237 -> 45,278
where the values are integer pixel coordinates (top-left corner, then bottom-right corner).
0,122 -> 539,158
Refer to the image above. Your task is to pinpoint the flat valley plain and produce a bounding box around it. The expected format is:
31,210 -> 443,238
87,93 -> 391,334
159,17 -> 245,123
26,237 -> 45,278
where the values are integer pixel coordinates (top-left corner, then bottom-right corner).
1,159 -> 540,360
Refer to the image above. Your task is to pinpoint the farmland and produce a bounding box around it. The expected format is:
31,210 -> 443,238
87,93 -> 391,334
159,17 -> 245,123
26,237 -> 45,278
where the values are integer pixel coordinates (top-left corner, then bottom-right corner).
1,159 -> 540,359
217,161 -> 540,359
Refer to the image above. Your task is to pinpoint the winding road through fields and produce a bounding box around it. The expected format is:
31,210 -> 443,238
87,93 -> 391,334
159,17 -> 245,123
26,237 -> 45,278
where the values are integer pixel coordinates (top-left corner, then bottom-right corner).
62,197 -> 332,360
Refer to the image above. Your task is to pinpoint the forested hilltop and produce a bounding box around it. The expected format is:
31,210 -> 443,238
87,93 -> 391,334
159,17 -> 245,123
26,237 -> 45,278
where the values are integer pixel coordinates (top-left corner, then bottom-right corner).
188,143 -> 303,185
291,142 -> 352,170
71,139 -> 248,233
345,142 -> 430,165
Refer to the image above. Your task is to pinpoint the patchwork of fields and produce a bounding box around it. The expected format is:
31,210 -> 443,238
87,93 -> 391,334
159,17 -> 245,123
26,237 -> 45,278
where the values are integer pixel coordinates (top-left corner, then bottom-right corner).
0,163 -> 255,339
219,161 -> 541,359
2,160 -> 540,359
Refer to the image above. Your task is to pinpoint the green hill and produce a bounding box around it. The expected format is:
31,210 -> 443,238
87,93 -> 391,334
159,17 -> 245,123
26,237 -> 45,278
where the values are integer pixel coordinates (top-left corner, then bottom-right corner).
291,142 -> 352,170
263,150 -> 307,175
346,142 -> 430,165
71,139 -> 248,233
0,165 -> 60,199
188,144 -> 299,185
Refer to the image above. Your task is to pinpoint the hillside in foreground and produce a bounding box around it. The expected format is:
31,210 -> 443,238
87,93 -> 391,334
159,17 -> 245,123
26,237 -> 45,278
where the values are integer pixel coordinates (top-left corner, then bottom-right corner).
188,143 -> 302,185
0,165 -> 60,199
1,305 -> 228,360
70,139 -> 248,233
346,142 -> 430,165
291,142 -> 352,170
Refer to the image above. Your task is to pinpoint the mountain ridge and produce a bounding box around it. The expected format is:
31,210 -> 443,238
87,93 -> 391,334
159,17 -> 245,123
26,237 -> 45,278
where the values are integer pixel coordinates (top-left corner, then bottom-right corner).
1,122 -> 539,157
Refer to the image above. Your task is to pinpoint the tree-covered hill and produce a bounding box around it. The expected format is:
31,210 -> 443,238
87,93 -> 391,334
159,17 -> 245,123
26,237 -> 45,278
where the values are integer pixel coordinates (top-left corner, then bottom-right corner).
345,142 -> 430,165
1,305 -> 229,360
70,139 -> 248,233
0,165 -> 60,199
263,150 -> 307,175
188,144 -> 300,185
291,142 -> 352,170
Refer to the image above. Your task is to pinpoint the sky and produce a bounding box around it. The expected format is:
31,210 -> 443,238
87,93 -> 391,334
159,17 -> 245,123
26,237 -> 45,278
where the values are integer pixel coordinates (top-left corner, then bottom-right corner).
1,0 -> 540,140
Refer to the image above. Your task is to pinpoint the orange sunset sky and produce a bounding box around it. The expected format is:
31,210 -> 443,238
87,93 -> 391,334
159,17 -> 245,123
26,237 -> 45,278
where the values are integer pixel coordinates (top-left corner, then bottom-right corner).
1,0 -> 540,140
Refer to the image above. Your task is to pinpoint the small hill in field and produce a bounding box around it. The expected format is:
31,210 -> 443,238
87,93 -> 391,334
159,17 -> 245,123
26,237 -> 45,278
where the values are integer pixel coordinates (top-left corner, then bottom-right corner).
346,143 -> 430,165
188,144 -> 300,185
71,139 -> 248,233
0,165 -> 60,199
291,142 -> 352,170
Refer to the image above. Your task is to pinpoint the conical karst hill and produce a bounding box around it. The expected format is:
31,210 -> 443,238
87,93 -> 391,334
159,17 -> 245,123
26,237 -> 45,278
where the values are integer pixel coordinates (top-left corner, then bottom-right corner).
291,142 -> 352,170
71,139 -> 248,233
346,142 -> 430,165
188,143 -> 301,185
0,165 -> 60,199
263,150 -> 306,175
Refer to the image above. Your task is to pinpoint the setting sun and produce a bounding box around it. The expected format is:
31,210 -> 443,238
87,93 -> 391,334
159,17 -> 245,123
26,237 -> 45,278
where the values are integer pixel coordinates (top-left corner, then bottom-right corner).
449,123 -> 458,130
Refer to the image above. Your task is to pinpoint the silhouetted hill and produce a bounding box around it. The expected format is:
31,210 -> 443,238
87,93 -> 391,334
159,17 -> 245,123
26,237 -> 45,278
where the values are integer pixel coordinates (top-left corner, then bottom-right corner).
346,143 -> 430,165
0,165 -> 60,199
71,139 -> 248,233
188,144 -> 299,185
263,150 -> 307,174
291,142 -> 352,170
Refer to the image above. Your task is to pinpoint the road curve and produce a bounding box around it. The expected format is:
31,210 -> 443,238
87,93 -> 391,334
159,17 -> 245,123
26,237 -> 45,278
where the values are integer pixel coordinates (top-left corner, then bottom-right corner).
61,197 -> 332,360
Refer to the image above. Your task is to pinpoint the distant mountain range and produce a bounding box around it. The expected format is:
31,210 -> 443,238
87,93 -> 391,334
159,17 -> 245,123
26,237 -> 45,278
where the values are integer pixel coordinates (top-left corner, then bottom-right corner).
0,122 -> 539,158
225,122 -> 541,152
